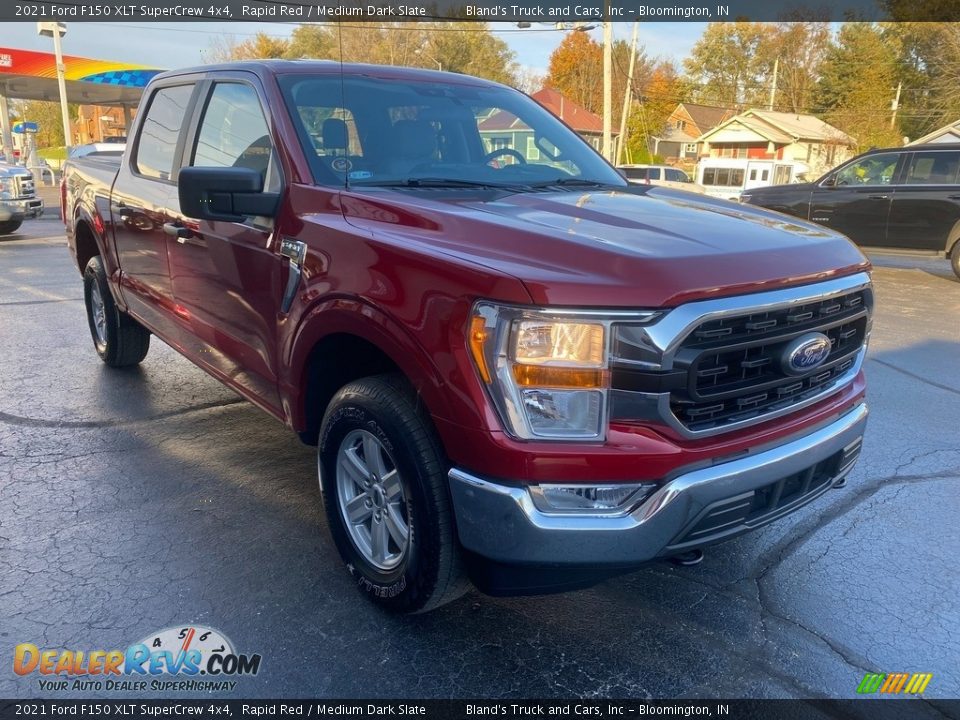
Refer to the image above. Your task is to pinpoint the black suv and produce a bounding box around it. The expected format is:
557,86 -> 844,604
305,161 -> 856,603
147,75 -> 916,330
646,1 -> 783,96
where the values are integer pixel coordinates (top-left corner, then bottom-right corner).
741,144 -> 960,279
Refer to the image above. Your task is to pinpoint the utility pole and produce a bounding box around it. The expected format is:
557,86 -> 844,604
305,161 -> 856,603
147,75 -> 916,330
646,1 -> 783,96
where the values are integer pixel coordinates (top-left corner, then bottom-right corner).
602,2 -> 612,161
768,57 -> 779,111
890,82 -> 902,129
616,21 -> 639,164
38,22 -> 71,155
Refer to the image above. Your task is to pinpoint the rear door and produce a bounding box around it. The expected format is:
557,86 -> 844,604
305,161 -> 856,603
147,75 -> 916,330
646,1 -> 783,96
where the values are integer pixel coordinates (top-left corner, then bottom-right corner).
166,76 -> 286,413
744,162 -> 770,190
112,81 -> 200,339
886,149 -> 960,251
809,152 -> 904,246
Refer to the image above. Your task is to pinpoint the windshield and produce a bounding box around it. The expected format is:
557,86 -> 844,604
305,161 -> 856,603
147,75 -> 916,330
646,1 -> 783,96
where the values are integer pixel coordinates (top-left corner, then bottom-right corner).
279,74 -> 625,190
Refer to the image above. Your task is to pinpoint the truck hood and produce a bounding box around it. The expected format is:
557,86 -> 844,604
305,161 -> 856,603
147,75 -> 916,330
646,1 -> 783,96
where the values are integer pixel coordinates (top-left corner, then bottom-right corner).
340,185 -> 870,307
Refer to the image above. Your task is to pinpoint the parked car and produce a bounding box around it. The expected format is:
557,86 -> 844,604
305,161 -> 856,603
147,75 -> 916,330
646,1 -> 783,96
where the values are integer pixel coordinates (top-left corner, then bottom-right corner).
695,158 -> 809,202
62,61 -> 872,613
618,164 -> 706,193
741,144 -> 960,278
0,162 -> 44,234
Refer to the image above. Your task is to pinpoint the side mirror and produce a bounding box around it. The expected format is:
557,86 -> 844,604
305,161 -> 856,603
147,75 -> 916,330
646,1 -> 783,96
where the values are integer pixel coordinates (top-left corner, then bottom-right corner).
178,166 -> 279,222
819,174 -> 837,188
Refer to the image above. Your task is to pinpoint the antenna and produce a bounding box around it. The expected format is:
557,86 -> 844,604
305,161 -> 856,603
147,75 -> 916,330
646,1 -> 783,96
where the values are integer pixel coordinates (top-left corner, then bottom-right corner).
337,21 -> 349,190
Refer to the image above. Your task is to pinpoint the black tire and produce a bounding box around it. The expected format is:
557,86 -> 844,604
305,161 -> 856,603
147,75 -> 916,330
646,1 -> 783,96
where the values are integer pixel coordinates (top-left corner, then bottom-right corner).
83,256 -> 150,367
0,219 -> 22,236
319,374 -> 469,613
951,241 -> 960,280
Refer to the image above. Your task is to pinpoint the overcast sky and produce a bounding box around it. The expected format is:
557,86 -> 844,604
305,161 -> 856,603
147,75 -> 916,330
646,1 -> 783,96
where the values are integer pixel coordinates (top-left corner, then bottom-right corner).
2,21 -> 706,78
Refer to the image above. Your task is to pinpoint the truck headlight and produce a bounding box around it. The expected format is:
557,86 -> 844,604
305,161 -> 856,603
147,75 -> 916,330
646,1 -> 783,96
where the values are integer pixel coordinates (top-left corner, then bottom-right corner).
469,302 -> 657,441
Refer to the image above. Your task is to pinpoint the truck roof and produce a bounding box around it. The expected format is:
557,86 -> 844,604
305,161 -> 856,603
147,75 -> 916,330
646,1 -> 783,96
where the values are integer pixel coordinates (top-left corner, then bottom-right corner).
154,60 -> 505,88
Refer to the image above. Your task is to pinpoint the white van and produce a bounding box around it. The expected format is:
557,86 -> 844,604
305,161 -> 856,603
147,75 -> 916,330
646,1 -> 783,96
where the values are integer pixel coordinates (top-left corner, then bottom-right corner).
695,158 -> 808,202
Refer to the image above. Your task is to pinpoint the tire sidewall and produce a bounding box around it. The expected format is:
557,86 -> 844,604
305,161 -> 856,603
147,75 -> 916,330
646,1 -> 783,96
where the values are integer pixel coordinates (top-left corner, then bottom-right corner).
83,257 -> 113,362
320,393 -> 438,610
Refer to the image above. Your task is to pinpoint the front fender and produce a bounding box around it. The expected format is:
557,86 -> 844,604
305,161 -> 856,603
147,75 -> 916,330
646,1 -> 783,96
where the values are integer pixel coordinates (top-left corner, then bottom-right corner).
279,295 -> 460,434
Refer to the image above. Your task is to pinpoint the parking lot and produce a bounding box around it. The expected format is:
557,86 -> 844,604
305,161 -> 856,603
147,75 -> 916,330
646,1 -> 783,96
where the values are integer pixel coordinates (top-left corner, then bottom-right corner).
1,218 -> 958,703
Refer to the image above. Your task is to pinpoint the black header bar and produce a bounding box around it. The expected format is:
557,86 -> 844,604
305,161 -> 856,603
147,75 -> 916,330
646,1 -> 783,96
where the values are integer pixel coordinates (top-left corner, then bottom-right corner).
4,0 -> 958,23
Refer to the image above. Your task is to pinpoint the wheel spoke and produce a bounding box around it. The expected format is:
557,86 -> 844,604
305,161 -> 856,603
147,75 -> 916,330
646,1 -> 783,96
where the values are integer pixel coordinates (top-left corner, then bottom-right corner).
339,448 -> 369,488
344,494 -> 372,525
381,470 -> 402,502
384,505 -> 409,548
370,517 -> 389,564
362,434 -> 388,478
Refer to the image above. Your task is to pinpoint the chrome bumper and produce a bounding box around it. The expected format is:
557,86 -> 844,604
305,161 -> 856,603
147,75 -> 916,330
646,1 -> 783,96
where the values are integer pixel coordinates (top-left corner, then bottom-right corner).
449,403 -> 868,566
6,197 -> 43,218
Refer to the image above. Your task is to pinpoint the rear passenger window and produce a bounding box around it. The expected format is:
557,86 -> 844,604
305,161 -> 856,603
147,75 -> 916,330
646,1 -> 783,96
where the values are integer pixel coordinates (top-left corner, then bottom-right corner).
192,83 -> 280,192
135,84 -> 194,181
904,151 -> 960,185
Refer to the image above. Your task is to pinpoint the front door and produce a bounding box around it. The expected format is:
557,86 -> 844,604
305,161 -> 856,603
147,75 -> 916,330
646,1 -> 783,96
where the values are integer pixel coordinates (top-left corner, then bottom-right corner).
809,152 -> 903,247
166,78 -> 286,415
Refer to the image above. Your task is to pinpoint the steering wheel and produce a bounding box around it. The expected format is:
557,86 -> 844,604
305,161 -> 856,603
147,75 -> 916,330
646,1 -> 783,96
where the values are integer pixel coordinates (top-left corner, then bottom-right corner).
484,148 -> 526,166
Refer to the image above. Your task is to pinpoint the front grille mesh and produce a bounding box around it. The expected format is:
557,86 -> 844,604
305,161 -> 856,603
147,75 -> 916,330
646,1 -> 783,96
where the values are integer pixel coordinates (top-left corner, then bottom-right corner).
670,290 -> 869,431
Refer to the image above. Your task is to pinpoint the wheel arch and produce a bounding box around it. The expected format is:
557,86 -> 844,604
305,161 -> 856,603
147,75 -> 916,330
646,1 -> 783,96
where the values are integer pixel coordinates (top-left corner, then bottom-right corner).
286,299 -> 456,447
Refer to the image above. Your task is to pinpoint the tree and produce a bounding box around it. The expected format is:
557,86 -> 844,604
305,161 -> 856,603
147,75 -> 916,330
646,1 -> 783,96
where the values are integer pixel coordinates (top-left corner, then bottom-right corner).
14,101 -> 79,148
208,32 -> 290,62
545,31 -> 604,113
209,23 -> 517,86
816,23 -> 903,151
760,20 -> 831,113
623,60 -> 684,162
683,22 -> 772,107
544,30 -> 650,129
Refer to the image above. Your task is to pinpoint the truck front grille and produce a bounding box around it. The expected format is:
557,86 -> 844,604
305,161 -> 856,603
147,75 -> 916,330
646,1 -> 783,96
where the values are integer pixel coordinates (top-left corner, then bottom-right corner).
671,291 -> 869,432
609,274 -> 873,439
15,175 -> 35,198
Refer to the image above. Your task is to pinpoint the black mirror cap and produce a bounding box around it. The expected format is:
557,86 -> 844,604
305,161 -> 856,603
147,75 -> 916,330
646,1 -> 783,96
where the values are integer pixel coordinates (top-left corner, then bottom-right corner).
179,166 -> 279,222
820,174 -> 837,188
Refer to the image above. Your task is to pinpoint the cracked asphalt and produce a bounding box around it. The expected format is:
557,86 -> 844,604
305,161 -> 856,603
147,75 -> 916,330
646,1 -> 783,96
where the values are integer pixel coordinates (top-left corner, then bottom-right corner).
1,219 -> 958,706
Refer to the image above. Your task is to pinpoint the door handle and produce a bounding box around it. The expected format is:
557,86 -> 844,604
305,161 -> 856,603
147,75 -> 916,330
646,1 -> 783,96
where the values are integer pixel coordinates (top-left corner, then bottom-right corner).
279,237 -> 307,314
162,222 -> 194,241
114,202 -> 133,219
867,194 -> 889,200
948,195 -> 960,200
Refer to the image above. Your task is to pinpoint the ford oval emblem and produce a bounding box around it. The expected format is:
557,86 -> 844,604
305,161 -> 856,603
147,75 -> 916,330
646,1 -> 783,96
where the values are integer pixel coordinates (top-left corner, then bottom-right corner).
781,332 -> 832,376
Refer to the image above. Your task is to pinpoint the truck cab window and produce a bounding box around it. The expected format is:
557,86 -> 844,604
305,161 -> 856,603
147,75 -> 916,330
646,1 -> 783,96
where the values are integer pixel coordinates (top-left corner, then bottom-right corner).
135,84 -> 194,181
192,83 -> 281,193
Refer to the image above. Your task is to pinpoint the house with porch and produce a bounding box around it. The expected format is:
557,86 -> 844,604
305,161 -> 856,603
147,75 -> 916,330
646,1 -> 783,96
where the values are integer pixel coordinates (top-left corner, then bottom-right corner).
649,103 -> 734,162
479,88 -> 609,158
696,109 -> 855,177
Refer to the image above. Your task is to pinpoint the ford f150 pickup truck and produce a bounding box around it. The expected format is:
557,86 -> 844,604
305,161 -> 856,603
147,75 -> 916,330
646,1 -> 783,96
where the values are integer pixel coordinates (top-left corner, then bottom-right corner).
62,61 -> 872,613
1,162 -> 44,234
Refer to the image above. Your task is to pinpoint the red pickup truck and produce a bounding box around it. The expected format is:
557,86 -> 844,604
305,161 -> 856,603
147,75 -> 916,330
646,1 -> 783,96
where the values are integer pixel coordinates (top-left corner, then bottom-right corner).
63,61 -> 872,613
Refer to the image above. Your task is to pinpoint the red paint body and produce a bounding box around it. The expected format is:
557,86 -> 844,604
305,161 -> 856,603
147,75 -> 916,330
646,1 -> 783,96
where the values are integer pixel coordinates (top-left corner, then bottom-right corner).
63,62 -> 870,487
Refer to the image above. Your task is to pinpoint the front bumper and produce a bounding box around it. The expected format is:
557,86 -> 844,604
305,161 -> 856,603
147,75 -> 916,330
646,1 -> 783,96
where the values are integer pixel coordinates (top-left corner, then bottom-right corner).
5,197 -> 43,218
449,402 -> 867,566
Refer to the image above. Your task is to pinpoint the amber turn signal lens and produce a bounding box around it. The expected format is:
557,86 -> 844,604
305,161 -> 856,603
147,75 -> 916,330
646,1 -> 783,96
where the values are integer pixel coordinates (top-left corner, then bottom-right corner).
512,365 -> 606,389
470,315 -> 492,384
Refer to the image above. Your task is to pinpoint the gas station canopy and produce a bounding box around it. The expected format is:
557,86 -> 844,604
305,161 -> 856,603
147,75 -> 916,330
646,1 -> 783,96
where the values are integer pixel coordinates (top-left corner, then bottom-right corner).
0,47 -> 164,107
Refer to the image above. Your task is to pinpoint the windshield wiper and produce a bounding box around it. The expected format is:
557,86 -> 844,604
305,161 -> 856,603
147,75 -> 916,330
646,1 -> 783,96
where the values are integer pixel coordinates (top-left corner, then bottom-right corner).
355,178 -> 528,192
527,178 -> 616,189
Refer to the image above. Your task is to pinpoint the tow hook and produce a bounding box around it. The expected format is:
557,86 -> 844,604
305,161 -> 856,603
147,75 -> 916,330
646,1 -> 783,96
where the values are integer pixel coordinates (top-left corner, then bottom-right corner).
670,549 -> 705,567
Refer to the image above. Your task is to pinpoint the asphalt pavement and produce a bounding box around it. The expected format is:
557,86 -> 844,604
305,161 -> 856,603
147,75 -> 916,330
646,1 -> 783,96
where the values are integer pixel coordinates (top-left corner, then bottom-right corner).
1,218 -> 958,707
